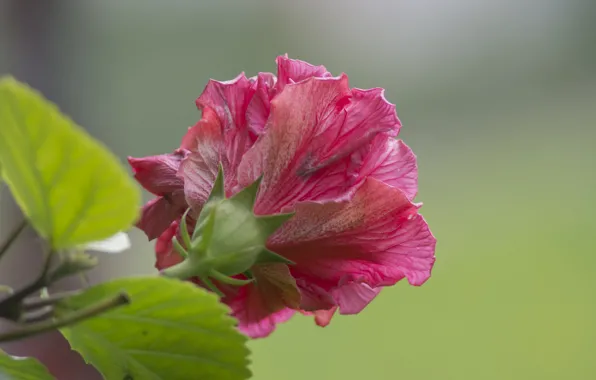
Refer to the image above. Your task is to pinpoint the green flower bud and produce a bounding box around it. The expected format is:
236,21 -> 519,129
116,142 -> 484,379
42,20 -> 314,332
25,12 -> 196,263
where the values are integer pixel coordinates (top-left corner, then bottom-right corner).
161,164 -> 295,293
50,251 -> 98,283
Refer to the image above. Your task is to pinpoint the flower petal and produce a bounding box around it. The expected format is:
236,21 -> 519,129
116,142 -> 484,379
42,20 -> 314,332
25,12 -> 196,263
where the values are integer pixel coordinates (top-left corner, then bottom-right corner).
137,193 -> 186,240
313,307 -> 337,327
223,265 -> 299,338
275,55 -> 331,93
180,108 -> 221,150
295,278 -> 336,311
353,136 -> 418,200
181,74 -> 259,209
195,74 -> 256,177
85,232 -> 131,254
269,178 -> 436,292
298,282 -> 380,326
155,220 -> 184,270
127,150 -> 188,195
300,307 -> 338,327
179,117 -> 223,210
332,282 -> 382,315
238,75 -> 349,213
237,307 -> 295,339
246,72 -> 276,135
245,56 -> 331,136
239,76 -> 402,214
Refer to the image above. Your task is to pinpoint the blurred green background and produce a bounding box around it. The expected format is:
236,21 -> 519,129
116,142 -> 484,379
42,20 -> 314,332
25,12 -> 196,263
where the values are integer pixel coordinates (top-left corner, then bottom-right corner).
1,1 -> 595,379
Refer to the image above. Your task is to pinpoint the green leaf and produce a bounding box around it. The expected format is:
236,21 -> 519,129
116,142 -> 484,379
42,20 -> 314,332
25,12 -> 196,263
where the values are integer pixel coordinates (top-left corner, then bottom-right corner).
0,353 -> 55,380
0,162 -> 3,201
0,77 -> 140,248
57,277 -> 251,380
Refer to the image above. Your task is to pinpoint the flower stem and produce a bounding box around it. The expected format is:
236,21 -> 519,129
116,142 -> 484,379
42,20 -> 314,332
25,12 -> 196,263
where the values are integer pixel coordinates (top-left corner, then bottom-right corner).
0,292 -> 130,343
209,269 -> 253,286
0,219 -> 27,261
200,276 -> 224,298
160,259 -> 198,280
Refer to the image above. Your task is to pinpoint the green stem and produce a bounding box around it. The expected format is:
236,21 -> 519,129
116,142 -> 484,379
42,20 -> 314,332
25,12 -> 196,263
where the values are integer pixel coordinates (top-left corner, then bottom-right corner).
160,259 -> 198,280
0,250 -> 55,320
200,276 -> 224,297
21,306 -> 53,324
172,237 -> 188,259
0,292 -> 130,343
209,269 -> 253,286
22,290 -> 82,311
0,219 -> 27,261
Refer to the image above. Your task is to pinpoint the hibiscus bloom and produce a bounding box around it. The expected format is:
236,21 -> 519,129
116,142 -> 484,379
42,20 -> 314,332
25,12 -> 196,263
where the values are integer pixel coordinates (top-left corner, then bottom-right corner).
129,55 -> 436,338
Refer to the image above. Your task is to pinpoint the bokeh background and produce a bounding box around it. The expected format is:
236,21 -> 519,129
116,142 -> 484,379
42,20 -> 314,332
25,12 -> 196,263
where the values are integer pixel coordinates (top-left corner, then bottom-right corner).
1,0 -> 595,379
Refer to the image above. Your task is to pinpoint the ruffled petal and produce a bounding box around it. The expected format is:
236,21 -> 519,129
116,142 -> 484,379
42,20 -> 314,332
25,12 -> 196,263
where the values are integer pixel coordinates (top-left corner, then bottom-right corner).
180,108 -> 221,151
223,264 -> 299,338
269,178 -> 436,291
238,76 -> 402,214
155,220 -> 184,270
180,74 -> 259,209
352,135 -> 418,200
196,74 -> 256,180
246,56 -> 331,136
179,116 -> 223,211
137,193 -> 187,240
246,72 -> 276,135
295,279 -> 336,311
275,55 -> 331,93
128,150 -> 188,195
332,282 -> 381,315
238,75 -> 349,213
237,307 -> 295,339
299,283 -> 380,327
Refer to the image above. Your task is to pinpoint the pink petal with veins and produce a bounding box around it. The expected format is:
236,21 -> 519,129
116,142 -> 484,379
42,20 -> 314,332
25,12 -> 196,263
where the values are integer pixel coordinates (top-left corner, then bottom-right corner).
270,178 -> 436,290
136,192 -> 187,240
239,76 -> 402,214
128,150 -> 187,195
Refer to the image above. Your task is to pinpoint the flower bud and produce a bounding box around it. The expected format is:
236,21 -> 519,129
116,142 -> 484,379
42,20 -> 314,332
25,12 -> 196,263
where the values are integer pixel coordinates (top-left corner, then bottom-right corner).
50,251 -> 98,283
161,165 -> 294,291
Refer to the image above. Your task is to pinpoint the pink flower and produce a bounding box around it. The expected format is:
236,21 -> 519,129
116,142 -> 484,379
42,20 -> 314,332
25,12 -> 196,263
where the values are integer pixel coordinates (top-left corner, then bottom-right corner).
129,55 -> 436,338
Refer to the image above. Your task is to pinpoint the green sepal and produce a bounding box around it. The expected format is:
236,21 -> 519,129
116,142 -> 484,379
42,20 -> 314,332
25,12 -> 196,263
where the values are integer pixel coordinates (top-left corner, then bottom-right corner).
191,163 -> 224,241
179,208 -> 193,250
254,248 -> 295,266
242,270 -> 254,280
192,203 -> 217,245
207,163 -> 226,203
204,246 -> 262,277
229,175 -> 262,210
164,166 -> 296,290
256,213 -> 295,236
172,236 -> 188,259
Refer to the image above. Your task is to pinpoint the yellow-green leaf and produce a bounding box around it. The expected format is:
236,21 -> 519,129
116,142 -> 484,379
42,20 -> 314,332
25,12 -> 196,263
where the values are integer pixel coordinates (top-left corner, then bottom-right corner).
58,277 -> 251,380
0,353 -> 54,380
0,76 -> 140,248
